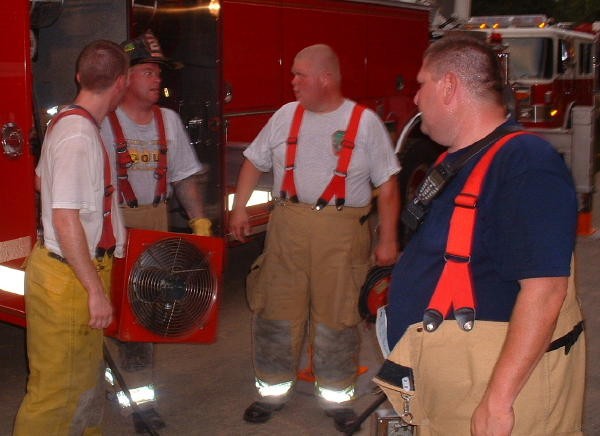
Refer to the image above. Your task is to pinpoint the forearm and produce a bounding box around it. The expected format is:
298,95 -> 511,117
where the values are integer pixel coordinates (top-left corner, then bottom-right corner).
374,176 -> 400,265
53,209 -> 105,296
53,208 -> 113,329
232,159 -> 262,212
376,176 -> 399,245
229,159 -> 262,241
472,276 -> 567,434
485,277 -> 566,403
172,173 -> 206,220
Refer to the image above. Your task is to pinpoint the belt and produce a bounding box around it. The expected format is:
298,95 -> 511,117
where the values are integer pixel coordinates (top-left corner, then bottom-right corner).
546,321 -> 584,355
46,246 -> 115,265
47,250 -> 69,264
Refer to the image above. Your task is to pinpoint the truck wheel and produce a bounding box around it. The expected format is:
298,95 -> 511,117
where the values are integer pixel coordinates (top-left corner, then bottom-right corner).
397,138 -> 444,247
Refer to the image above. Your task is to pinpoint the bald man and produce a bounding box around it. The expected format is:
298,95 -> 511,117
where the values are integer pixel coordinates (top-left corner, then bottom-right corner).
230,44 -> 400,428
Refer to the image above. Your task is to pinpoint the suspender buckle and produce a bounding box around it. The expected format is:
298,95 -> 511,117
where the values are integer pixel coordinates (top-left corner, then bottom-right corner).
287,136 -> 298,145
423,308 -> 443,332
154,167 -> 167,180
454,193 -> 478,209
454,307 -> 475,331
104,185 -> 115,197
443,252 -> 471,263
340,139 -> 355,149
313,198 -> 328,211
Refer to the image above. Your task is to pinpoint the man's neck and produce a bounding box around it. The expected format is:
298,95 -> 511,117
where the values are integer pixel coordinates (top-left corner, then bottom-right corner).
119,97 -> 155,125
73,92 -> 108,126
307,94 -> 345,114
447,107 -> 508,153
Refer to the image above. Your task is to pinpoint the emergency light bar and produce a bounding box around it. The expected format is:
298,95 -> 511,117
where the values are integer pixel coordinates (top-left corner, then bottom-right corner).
466,15 -> 549,30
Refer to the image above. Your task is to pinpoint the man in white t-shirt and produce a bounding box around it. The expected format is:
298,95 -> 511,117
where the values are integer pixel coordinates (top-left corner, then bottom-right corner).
100,30 -> 210,432
14,40 -> 128,436
230,44 -> 400,430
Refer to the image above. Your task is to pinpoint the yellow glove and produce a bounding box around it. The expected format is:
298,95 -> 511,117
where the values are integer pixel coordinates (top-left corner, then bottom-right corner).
189,217 -> 212,236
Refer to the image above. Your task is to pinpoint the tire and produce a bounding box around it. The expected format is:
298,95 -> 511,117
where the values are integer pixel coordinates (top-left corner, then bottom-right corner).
397,137 -> 444,247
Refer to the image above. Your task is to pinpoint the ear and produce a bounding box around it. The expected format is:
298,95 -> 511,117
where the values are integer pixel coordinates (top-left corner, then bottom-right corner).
319,71 -> 332,87
116,74 -> 128,92
442,72 -> 458,104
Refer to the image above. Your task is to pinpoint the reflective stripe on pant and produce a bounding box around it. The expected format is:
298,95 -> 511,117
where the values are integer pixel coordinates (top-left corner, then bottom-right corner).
247,201 -> 371,400
104,339 -> 156,414
14,244 -> 112,436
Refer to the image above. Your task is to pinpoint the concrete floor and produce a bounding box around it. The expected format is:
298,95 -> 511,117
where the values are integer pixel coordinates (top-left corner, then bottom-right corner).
2,180 -> 600,436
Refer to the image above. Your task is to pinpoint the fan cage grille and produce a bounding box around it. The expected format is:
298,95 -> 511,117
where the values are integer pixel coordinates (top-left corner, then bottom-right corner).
128,237 -> 217,337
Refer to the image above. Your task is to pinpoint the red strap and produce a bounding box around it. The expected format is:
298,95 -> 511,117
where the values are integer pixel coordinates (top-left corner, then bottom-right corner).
107,106 -> 169,207
107,112 -> 137,207
315,104 -> 366,210
280,104 -> 304,202
50,107 -> 116,250
425,131 -> 527,331
152,105 -> 169,206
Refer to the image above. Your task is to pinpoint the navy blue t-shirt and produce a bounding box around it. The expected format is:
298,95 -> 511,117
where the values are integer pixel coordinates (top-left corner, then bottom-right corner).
386,128 -> 577,347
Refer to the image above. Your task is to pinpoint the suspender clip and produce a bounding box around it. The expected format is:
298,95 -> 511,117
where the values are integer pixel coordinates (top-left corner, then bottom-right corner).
313,198 -> 328,211
454,307 -> 475,331
423,308 -> 443,332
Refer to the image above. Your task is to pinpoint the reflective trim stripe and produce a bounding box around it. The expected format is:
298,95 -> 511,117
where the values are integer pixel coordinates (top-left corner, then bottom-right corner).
316,384 -> 355,403
116,385 -> 156,408
105,367 -> 156,408
255,378 -> 293,398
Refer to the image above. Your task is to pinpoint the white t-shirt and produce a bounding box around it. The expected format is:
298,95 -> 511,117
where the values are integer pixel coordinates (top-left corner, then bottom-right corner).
100,106 -> 203,206
36,113 -> 127,258
243,99 -> 400,207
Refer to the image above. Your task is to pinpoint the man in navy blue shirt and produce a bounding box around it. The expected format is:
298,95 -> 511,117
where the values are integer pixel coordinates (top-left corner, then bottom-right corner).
377,35 -> 585,435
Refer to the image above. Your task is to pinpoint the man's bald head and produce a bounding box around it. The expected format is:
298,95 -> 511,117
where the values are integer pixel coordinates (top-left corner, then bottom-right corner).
294,44 -> 341,85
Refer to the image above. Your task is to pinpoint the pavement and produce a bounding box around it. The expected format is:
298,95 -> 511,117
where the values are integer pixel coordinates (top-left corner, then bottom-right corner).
1,177 -> 600,436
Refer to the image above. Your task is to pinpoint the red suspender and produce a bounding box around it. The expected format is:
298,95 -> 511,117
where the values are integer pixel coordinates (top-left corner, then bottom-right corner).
50,107 -> 116,250
280,105 -> 304,202
107,105 -> 169,207
315,104 -> 366,210
280,103 -> 366,210
423,131 -> 526,333
107,111 -> 137,207
152,105 -> 168,206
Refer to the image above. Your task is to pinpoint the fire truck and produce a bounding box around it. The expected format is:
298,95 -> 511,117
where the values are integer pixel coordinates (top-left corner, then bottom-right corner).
0,0 -> 430,333
397,3 -> 600,243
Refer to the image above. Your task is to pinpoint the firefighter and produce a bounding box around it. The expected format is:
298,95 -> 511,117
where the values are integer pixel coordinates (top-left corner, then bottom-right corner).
100,30 -> 211,431
14,40 -> 128,435
376,35 -> 585,434
230,44 -> 400,428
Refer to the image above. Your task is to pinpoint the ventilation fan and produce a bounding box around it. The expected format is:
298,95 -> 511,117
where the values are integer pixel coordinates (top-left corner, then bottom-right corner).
107,228 -> 225,343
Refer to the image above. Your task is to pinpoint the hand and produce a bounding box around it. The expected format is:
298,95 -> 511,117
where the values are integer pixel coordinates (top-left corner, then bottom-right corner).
88,289 -> 113,329
471,396 -> 514,436
189,217 -> 212,236
229,207 -> 250,242
374,239 -> 399,266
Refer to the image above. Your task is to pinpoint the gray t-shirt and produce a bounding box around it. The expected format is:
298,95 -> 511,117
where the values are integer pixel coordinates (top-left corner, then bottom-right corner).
243,99 -> 400,207
100,106 -> 203,206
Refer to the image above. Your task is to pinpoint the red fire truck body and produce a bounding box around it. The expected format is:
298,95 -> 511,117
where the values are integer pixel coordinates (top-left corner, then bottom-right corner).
0,0 -> 430,328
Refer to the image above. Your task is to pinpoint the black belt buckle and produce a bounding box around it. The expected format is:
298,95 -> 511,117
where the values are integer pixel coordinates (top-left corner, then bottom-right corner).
95,246 -> 115,260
